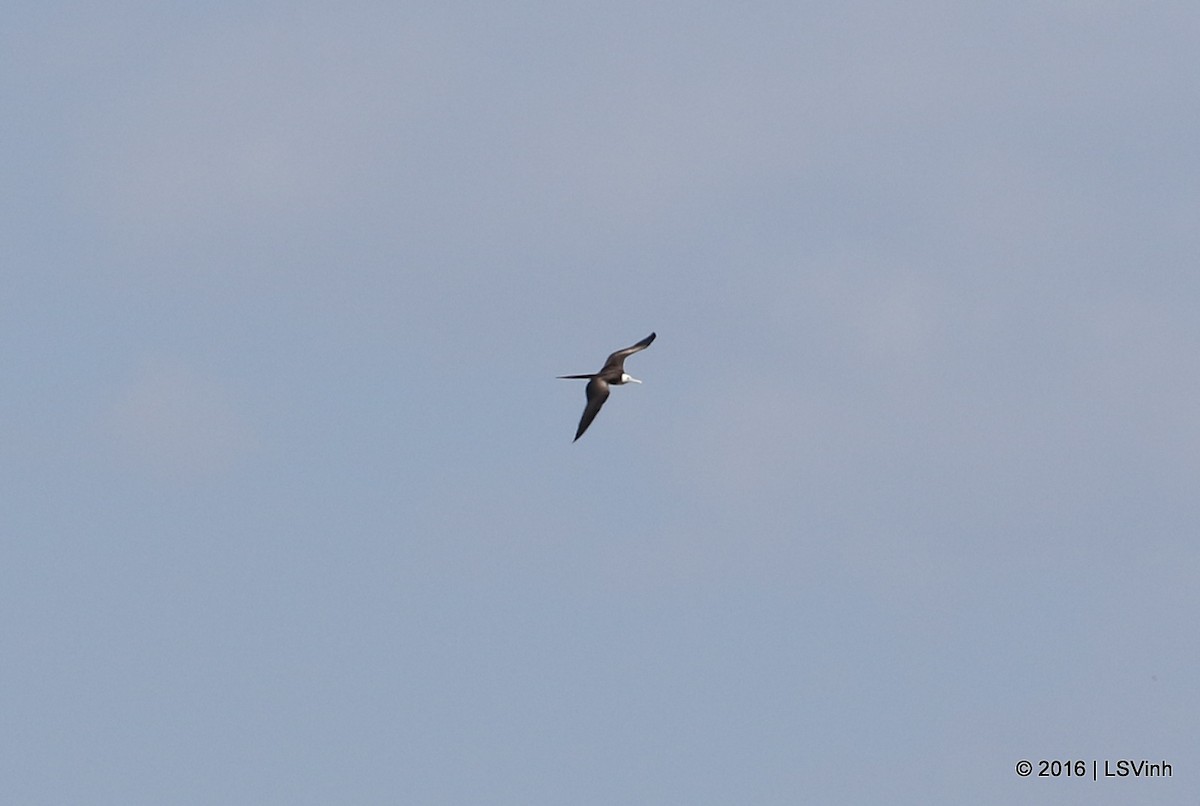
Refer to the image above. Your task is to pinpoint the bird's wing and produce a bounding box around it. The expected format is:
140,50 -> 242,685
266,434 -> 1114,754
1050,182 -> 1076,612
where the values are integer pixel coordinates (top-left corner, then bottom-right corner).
574,379 -> 611,441
600,332 -> 656,373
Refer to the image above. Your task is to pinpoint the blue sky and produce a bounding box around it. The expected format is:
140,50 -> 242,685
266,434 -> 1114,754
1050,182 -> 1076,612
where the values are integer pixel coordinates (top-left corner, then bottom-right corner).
4,3 -> 1198,803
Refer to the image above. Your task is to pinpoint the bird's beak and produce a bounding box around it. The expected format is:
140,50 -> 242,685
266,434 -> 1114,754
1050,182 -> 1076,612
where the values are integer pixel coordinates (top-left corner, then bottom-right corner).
628,376 -> 642,384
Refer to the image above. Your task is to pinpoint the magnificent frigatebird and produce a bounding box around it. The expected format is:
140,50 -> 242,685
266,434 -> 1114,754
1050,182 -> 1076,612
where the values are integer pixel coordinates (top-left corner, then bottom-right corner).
558,332 -> 656,441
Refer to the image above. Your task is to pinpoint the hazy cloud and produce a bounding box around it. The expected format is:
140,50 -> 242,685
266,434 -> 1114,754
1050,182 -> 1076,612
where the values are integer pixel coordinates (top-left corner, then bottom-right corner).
105,358 -> 256,476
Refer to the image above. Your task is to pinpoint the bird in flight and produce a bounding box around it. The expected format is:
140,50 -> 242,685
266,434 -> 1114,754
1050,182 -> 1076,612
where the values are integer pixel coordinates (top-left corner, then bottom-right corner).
558,332 -> 656,441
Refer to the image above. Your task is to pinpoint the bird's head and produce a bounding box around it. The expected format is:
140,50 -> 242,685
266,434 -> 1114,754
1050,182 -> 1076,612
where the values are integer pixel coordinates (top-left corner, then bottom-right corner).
621,373 -> 642,384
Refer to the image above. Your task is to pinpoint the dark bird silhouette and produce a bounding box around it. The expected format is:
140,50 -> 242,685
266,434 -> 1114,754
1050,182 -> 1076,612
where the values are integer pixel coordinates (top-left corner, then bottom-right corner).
558,332 -> 656,441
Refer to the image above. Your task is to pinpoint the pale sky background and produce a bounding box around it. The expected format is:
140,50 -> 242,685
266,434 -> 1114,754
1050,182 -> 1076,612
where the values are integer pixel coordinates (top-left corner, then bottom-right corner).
3,3 -> 1198,804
